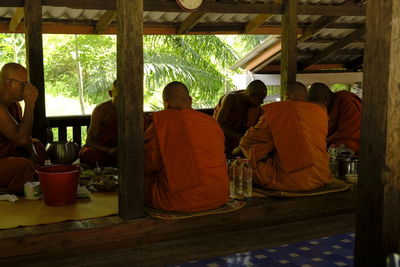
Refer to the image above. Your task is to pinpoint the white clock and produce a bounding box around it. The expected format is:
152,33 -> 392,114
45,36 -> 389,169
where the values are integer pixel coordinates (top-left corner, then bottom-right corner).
176,0 -> 204,12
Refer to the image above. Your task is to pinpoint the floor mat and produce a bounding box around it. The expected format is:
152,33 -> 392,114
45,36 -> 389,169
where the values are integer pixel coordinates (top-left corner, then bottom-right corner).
169,232 -> 355,267
0,192 -> 118,229
254,179 -> 353,198
145,199 -> 246,220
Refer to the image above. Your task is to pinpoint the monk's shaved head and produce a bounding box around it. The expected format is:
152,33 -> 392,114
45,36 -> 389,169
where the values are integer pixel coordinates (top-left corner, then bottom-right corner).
162,81 -> 192,110
286,82 -> 308,101
0,63 -> 27,84
246,80 -> 267,96
245,80 -> 267,108
308,83 -> 333,104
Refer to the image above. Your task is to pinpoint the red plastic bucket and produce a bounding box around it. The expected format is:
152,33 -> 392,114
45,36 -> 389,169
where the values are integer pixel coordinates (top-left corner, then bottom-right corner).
37,165 -> 80,206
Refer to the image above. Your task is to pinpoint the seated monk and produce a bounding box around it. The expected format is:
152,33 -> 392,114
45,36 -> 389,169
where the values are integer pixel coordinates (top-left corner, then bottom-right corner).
80,81 -> 118,167
0,63 -> 44,193
308,83 -> 362,153
144,81 -> 229,212
213,80 -> 267,156
239,82 -> 331,191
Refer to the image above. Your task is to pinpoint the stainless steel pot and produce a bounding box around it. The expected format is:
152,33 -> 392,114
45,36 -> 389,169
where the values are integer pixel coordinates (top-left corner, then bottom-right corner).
45,141 -> 79,164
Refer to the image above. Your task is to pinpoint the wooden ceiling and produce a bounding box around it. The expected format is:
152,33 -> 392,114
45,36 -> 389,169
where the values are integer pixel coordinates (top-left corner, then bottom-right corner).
0,0 -> 367,72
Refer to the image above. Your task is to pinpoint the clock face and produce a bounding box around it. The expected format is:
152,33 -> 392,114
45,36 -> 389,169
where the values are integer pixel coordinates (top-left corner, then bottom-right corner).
176,0 -> 203,11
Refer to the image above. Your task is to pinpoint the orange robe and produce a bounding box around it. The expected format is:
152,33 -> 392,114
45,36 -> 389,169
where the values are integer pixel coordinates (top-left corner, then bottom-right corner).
144,109 -> 229,212
240,101 -> 331,191
327,91 -> 362,153
79,110 -> 118,167
213,90 -> 262,155
0,103 -> 36,192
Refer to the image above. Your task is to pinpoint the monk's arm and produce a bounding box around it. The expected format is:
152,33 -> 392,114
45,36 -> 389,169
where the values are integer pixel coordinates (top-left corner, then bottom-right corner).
144,123 -> 162,174
86,105 -> 116,154
0,86 -> 37,147
240,118 -> 274,162
327,98 -> 361,144
215,95 -> 243,141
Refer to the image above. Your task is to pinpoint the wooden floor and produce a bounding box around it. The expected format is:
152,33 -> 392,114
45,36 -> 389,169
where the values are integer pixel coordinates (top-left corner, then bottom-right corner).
0,191 -> 356,266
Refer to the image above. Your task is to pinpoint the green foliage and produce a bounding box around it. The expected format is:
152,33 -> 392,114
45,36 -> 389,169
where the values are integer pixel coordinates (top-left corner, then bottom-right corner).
0,33 -> 271,113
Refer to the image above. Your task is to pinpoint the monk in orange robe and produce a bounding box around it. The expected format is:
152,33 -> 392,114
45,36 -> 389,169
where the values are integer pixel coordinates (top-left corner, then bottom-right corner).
80,81 -> 118,167
213,80 -> 267,156
0,63 -> 41,193
144,81 -> 229,212
240,82 -> 331,191
309,83 -> 362,153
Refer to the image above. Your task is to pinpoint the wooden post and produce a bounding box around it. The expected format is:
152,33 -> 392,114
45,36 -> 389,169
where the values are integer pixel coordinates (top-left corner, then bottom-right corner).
280,0 -> 298,100
24,0 -> 47,144
355,0 -> 400,266
116,0 -> 144,219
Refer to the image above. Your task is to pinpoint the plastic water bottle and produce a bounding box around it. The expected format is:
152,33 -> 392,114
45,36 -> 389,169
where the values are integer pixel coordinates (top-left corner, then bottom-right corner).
328,144 -> 338,177
242,159 -> 252,198
227,159 -> 235,199
232,157 -> 243,198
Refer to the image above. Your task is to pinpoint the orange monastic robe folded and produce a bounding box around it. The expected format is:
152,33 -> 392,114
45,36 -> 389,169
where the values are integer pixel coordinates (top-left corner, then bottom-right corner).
327,91 -> 362,153
80,111 -> 118,167
213,90 -> 262,154
240,101 -> 331,191
144,109 -> 229,212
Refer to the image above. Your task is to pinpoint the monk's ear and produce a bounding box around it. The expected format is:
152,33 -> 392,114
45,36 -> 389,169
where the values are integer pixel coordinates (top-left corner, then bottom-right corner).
108,90 -> 112,98
163,99 -> 169,110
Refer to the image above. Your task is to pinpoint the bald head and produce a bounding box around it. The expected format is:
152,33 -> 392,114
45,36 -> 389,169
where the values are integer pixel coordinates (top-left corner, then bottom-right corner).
162,81 -> 192,110
245,80 -> 267,107
0,63 -> 27,85
308,83 -> 333,106
246,80 -> 267,95
286,82 -> 308,101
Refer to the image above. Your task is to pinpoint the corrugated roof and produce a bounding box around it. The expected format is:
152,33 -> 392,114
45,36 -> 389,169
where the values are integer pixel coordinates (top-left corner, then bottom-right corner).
0,0 -> 366,72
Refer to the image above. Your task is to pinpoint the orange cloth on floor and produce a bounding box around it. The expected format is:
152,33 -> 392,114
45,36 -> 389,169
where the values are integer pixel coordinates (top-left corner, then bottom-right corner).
327,91 -> 362,153
0,103 -> 36,192
144,109 -> 229,212
213,90 -> 262,154
79,110 -> 118,167
240,101 -> 331,191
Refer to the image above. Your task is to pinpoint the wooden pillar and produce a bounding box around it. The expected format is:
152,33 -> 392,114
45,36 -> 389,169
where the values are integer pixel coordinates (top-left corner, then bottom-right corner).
24,0 -> 47,144
355,0 -> 400,266
116,0 -> 144,219
280,0 -> 298,100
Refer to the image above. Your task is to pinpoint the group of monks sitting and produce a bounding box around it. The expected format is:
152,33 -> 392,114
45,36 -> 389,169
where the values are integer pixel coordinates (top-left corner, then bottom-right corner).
0,62 -> 362,213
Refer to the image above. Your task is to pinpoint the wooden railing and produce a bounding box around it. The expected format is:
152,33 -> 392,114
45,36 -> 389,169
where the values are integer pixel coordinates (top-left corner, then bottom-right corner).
46,108 -> 214,148
47,115 -> 91,148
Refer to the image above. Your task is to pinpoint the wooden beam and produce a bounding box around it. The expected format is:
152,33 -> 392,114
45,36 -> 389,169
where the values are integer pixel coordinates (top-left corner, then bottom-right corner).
297,4 -> 365,16
95,10 -> 116,34
24,0 -> 47,144
298,25 -> 365,71
9,7 -> 24,32
344,55 -> 363,71
0,22 -> 294,35
355,0 -> 400,265
297,16 -> 339,43
244,0 -> 282,34
117,0 -> 144,220
280,0 -> 298,99
258,64 -> 345,73
178,12 -> 206,34
245,41 -> 282,71
37,0 -> 367,16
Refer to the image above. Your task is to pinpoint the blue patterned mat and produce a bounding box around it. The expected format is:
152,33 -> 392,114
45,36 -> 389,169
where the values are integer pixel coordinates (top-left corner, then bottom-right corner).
168,232 -> 355,267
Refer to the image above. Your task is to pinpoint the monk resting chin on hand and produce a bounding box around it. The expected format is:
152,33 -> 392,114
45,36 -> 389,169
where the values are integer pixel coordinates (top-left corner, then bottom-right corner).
0,63 -> 45,193
144,81 -> 229,212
